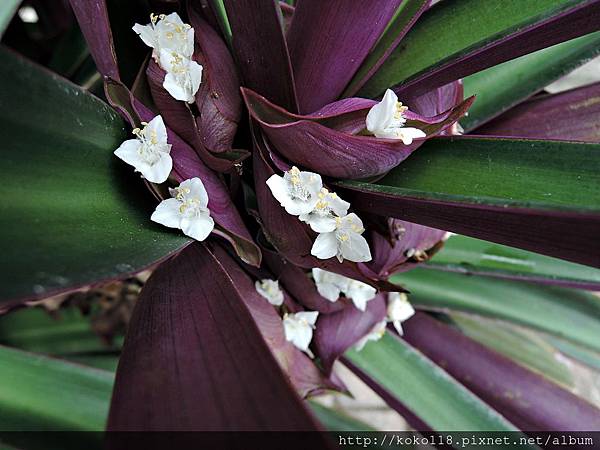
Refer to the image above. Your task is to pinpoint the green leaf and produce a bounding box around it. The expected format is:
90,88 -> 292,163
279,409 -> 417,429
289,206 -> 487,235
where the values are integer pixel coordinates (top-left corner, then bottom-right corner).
344,137 -> 600,213
345,333 -> 519,431
65,353 -> 120,372
0,345 -> 112,431
359,0 -> 590,98
392,269 -> 600,353
209,0 -> 232,46
427,235 -> 600,289
547,337 -> 600,371
336,136 -> 600,267
0,307 -> 122,355
309,401 -> 375,431
0,0 -> 20,38
343,0 -> 429,96
461,31 -> 600,131
449,314 -> 573,388
0,47 -> 189,304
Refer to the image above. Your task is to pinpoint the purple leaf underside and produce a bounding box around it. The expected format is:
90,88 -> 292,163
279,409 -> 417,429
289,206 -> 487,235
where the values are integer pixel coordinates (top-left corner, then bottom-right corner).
243,87 -> 473,179
223,0 -> 298,112
287,0 -> 403,114
107,243 -> 327,432
476,81 -> 600,142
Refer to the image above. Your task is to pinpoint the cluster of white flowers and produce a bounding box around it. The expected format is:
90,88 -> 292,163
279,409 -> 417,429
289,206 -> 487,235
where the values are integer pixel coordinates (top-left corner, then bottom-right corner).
254,278 -> 319,355
267,166 -> 372,263
133,13 -> 202,103
114,115 -> 213,241
366,89 -> 426,145
312,268 -> 376,311
254,272 -> 415,355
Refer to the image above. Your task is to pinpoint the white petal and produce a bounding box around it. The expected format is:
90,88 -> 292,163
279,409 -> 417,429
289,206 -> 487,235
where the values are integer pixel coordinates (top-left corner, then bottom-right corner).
184,28 -> 195,58
397,127 -> 426,145
346,281 -> 376,311
181,178 -> 209,208
365,89 -> 397,133
265,174 -> 316,216
140,152 -> 172,183
299,171 -> 323,194
188,60 -> 203,100
180,214 -> 214,241
296,310 -> 319,326
255,279 -> 284,306
163,12 -> 185,26
146,115 -> 169,147
132,23 -> 157,49
354,320 -> 387,351
329,195 -> 350,217
163,71 -> 192,102
312,275 -> 341,302
114,139 -> 143,167
159,48 -> 177,72
373,128 -> 401,139
393,320 -> 404,336
283,315 -> 314,352
311,232 -> 339,260
266,174 -> 293,205
344,212 -> 364,230
340,232 -> 372,263
306,214 -> 337,233
150,198 -> 182,229
387,292 -> 415,322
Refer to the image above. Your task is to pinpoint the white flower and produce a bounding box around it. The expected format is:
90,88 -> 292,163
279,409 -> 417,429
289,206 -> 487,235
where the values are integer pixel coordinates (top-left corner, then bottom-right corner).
366,88 -> 426,144
311,213 -> 372,263
266,166 -> 323,216
255,279 -> 284,306
283,311 -> 319,354
345,279 -> 377,311
151,177 -> 214,241
311,268 -> 376,311
311,268 -> 349,302
299,188 -> 350,232
114,115 -> 172,183
354,320 -> 387,351
387,292 -> 415,336
160,49 -> 203,103
133,12 -> 194,64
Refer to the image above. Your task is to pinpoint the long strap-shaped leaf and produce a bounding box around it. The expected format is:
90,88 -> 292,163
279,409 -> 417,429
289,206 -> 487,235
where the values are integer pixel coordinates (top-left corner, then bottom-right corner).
476,81 -> 600,142
449,314 -> 573,388
286,0 -> 403,113
0,345 -> 113,431
426,235 -> 600,290
0,47 -> 189,304
392,269 -> 600,353
223,0 -> 298,112
360,0 -> 600,99
343,0 -> 431,98
403,313 -> 600,431
462,32 -> 600,131
344,333 -> 520,432
0,0 -> 20,39
336,136 -> 600,268
107,243 -> 326,432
